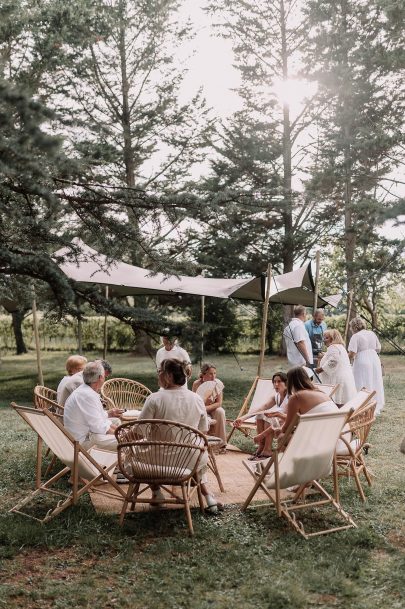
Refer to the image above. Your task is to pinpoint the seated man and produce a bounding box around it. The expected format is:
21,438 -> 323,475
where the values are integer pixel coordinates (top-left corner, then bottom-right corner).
57,355 -> 88,404
64,361 -> 123,451
59,359 -> 112,407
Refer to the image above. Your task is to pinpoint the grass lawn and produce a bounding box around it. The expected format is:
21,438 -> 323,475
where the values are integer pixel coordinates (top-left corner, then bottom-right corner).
0,350 -> 404,609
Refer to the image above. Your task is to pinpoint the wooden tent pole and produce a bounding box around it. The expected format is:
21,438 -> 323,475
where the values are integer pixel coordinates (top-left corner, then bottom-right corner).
257,264 -> 272,377
77,298 -> 82,355
200,294 -> 205,367
103,286 -> 109,360
313,250 -> 320,311
32,296 -> 44,386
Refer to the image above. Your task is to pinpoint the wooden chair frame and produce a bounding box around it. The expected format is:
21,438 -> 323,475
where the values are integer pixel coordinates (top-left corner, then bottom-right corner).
115,419 -> 208,535
242,410 -> 357,539
101,378 -> 152,412
226,376 -> 274,443
314,383 -> 339,399
336,401 -> 377,502
9,403 -> 126,523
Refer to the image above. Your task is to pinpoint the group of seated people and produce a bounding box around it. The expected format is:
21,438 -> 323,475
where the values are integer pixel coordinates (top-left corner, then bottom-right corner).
56,341 -> 341,515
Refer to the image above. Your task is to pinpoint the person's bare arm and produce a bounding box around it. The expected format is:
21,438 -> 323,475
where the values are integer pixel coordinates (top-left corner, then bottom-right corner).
281,395 -> 299,433
206,391 -> 223,413
233,396 -> 276,426
296,340 -> 311,364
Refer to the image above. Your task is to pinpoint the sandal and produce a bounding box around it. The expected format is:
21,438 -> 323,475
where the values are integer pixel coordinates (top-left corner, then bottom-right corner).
248,451 -> 262,461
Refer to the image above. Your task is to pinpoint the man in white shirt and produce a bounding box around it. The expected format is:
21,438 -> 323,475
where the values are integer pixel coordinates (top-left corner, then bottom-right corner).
56,355 -> 87,404
155,332 -> 192,379
283,305 -> 313,368
64,361 -> 122,451
59,359 -> 112,406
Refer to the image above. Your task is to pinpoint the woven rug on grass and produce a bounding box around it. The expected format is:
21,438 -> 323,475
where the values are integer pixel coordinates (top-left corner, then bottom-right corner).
89,446 -> 285,514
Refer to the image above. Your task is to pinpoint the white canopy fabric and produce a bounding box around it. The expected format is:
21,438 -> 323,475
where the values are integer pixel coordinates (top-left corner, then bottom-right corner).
55,239 -> 338,306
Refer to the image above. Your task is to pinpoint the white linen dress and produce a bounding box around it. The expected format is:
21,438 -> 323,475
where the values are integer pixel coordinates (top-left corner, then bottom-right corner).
319,344 -> 357,405
348,330 -> 384,414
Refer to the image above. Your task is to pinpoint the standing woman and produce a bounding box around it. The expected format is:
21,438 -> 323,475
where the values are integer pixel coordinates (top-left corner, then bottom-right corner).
315,329 -> 357,407
348,317 -> 385,414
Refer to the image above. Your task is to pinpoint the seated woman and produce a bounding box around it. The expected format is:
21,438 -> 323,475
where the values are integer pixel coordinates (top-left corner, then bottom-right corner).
139,358 -> 221,514
281,366 -> 339,434
233,372 -> 288,460
192,363 -> 227,449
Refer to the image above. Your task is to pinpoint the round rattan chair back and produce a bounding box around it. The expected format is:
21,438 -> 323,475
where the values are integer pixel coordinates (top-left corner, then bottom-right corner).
115,419 -> 208,485
101,378 -> 151,410
33,385 -> 62,414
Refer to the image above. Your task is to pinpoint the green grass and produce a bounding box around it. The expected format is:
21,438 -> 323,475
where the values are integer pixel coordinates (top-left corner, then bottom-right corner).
0,351 -> 404,609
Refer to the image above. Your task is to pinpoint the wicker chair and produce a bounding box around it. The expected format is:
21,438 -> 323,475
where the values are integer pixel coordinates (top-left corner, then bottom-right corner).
33,385 -> 63,417
336,400 -> 377,502
115,419 -> 208,535
101,378 -> 152,412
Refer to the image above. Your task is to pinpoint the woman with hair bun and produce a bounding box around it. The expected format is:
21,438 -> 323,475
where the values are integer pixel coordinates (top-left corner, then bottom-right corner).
348,317 -> 384,414
315,329 -> 356,407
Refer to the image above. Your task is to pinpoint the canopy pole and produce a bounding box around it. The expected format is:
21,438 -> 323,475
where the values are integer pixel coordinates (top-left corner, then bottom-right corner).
257,264 -> 272,378
313,250 -> 320,310
103,286 -> 109,360
344,290 -> 354,345
77,298 -> 82,355
32,296 -> 44,386
200,294 -> 205,368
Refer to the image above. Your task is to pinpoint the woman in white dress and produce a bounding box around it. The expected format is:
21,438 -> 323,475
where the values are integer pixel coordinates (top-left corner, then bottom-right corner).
192,363 -> 227,448
348,317 -> 384,414
315,329 -> 357,406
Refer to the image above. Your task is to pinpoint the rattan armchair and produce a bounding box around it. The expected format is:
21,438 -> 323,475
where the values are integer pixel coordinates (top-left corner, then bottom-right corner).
115,419 -> 208,535
336,400 -> 377,502
101,378 -> 151,412
34,385 -> 62,416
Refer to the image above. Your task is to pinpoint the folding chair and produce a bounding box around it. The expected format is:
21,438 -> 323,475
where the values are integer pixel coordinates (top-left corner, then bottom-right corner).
226,376 -> 274,443
339,388 -> 376,414
33,385 -> 63,477
101,378 -> 151,419
242,410 -> 357,539
9,403 -> 126,523
115,419 -> 208,535
313,383 -> 339,399
336,401 -> 377,502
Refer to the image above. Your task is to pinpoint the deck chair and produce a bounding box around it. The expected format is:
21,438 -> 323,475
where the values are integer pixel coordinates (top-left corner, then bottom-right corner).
9,403 -> 126,523
340,388 -> 376,414
115,419 -> 208,535
242,410 -> 357,539
101,378 -> 151,419
227,376 -> 275,443
336,401 -> 377,502
313,383 -> 339,399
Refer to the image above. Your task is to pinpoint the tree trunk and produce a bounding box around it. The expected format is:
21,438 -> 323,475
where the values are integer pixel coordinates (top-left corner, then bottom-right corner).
11,309 -> 28,355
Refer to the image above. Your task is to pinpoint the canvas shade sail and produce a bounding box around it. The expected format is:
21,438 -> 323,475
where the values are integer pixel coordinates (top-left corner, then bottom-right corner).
55,240 -> 338,306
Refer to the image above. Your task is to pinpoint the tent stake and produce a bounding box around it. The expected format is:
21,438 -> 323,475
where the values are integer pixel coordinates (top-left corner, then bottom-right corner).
258,264 -> 272,377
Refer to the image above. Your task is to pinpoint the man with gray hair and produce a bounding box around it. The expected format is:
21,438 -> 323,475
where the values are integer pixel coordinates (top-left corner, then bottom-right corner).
305,308 -> 327,363
64,361 -> 123,451
283,304 -> 313,368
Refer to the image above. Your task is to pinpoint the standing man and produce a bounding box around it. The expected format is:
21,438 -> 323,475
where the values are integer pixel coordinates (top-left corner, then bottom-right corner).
283,305 -> 313,368
156,331 -> 192,380
305,308 -> 327,365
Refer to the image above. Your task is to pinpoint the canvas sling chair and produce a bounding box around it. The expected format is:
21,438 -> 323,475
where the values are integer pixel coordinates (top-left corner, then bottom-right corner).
339,388 -> 376,414
226,376 -> 275,443
336,401 -> 377,502
9,403 -> 126,523
242,409 -> 357,539
313,383 -> 339,399
34,385 -> 64,477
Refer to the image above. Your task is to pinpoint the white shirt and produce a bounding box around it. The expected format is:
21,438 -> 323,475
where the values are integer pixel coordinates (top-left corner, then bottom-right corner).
348,330 -> 381,354
155,345 -> 191,370
56,375 -> 70,404
59,371 -> 84,406
64,383 -> 110,444
283,318 -> 313,366
139,386 -> 209,434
